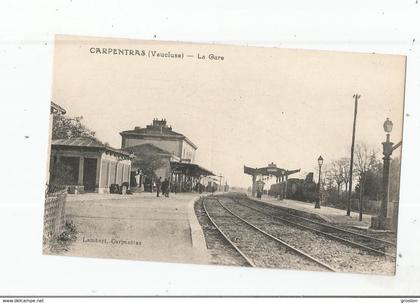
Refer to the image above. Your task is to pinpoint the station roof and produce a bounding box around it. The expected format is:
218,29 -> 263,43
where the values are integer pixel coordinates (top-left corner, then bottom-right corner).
244,165 -> 300,177
120,127 -> 185,138
120,119 -> 198,149
50,101 -> 66,114
170,161 -> 214,177
52,137 -> 131,158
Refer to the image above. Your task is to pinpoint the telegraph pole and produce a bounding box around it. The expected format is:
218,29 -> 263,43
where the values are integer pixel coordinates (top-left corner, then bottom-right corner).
359,173 -> 364,221
347,94 -> 360,216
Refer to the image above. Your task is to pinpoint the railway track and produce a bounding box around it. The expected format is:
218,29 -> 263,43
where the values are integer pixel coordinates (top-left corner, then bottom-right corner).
202,196 -> 336,271
231,195 -> 397,259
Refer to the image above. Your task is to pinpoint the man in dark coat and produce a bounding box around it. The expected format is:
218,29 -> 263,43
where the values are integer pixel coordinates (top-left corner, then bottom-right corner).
161,178 -> 170,197
156,177 -> 162,197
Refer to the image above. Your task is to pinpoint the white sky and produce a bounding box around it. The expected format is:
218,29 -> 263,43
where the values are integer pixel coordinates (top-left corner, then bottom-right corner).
52,35 -> 406,187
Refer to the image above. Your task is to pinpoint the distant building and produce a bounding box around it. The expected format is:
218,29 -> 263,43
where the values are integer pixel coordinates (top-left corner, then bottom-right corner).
50,137 -> 131,193
120,118 -> 197,163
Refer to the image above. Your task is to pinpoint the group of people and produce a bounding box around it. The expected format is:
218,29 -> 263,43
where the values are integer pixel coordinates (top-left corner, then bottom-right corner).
155,177 -> 170,198
153,176 -> 219,197
194,182 -> 205,194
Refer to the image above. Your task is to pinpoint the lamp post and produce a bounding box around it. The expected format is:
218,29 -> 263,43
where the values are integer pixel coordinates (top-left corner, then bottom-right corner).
315,155 -> 324,209
371,117 -> 402,230
380,118 -> 394,222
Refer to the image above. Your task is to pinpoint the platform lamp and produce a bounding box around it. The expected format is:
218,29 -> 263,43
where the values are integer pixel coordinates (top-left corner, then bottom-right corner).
380,118 -> 394,220
370,118 -> 401,230
315,155 -> 324,209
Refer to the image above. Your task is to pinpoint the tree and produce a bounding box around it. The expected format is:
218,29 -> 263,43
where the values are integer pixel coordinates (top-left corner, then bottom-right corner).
52,113 -> 97,140
337,157 -> 351,194
354,142 -> 382,218
131,153 -> 166,180
324,157 -> 351,198
354,142 -> 379,177
328,159 -> 343,197
323,165 -> 337,191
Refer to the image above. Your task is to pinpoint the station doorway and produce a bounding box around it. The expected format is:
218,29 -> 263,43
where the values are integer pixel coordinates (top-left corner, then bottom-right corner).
83,158 -> 97,192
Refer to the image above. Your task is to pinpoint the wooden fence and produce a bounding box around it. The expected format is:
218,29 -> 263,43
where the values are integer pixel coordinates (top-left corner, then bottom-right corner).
44,186 -> 67,240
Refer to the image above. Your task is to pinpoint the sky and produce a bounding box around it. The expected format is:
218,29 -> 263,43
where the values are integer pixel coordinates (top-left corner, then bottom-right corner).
52,35 -> 406,188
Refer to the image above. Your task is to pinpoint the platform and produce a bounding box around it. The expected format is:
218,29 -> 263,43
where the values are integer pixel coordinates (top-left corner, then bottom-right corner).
59,192 -> 210,264
248,194 -> 372,228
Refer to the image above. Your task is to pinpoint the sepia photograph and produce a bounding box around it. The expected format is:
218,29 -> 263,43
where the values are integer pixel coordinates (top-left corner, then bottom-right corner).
43,34 -> 406,275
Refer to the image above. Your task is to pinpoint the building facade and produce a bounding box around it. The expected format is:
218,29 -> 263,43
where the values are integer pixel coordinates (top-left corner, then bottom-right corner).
50,137 -> 131,193
120,119 -> 215,192
120,119 -> 197,163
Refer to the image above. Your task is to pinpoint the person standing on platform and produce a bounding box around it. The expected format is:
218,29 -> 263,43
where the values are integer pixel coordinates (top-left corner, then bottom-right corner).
162,178 -> 170,197
161,178 -> 167,197
257,187 -> 262,199
156,177 -> 162,197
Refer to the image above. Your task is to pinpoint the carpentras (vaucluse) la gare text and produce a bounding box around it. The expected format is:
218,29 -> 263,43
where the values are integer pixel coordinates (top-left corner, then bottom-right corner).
89,47 -> 225,61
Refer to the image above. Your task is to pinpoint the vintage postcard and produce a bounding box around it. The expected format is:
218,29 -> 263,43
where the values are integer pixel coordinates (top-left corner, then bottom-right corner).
43,34 -> 405,275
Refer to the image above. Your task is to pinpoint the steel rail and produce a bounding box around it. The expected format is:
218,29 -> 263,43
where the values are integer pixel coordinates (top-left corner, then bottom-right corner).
232,197 -> 396,259
252,197 -> 396,247
215,197 -> 337,272
202,198 -> 256,267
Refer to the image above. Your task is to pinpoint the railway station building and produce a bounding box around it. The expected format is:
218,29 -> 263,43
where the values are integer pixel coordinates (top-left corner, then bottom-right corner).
50,137 -> 132,194
120,118 -> 197,163
120,119 -> 214,192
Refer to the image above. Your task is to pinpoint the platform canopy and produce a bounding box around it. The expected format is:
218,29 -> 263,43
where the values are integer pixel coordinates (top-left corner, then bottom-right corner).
244,162 -> 300,178
170,161 -> 214,178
